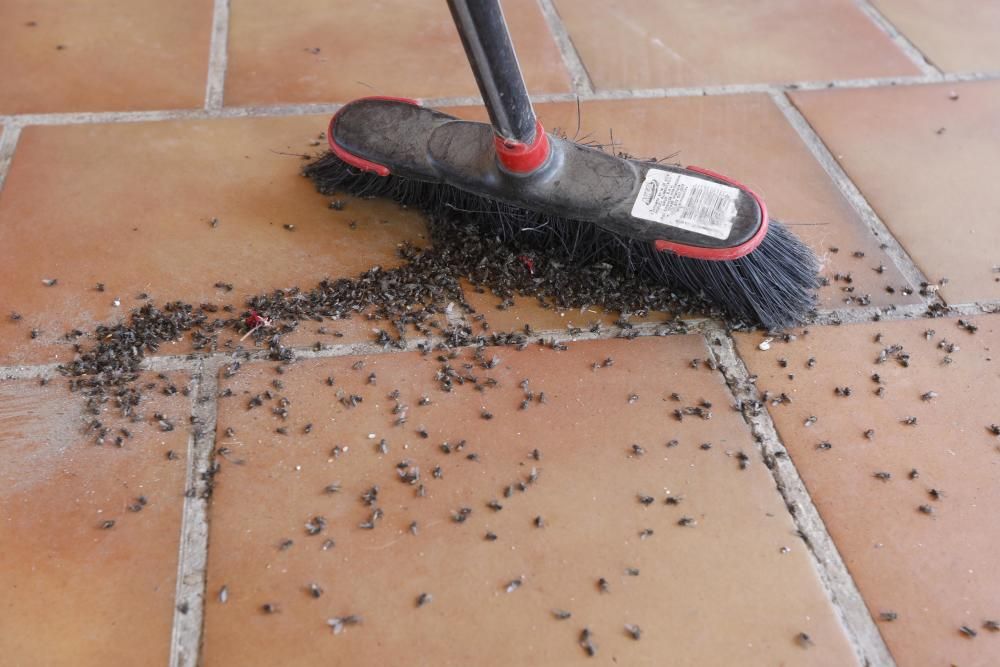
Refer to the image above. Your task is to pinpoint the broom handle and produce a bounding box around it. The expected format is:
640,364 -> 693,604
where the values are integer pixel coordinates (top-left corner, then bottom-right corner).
447,0 -> 538,145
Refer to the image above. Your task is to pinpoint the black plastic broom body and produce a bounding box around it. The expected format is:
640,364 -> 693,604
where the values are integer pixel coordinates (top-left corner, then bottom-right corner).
304,0 -> 820,329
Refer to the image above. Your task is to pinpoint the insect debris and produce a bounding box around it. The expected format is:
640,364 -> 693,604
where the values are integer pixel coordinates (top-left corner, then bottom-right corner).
624,624 -> 642,640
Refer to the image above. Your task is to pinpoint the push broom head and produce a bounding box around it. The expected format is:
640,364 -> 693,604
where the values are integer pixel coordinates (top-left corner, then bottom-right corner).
304,97 -> 820,330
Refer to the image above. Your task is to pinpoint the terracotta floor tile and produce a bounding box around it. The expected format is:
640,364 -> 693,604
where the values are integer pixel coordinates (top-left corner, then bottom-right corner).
224,0 -> 570,107
0,0 -> 212,114
736,315 -> 1000,666
0,372 -> 191,666
553,0 -> 920,90
202,336 -> 857,665
791,82 -> 1000,305
453,97 -> 920,319
872,0 -> 1000,73
0,115 -> 435,366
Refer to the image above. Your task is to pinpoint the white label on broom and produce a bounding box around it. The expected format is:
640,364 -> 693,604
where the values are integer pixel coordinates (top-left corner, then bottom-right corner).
630,169 -> 739,240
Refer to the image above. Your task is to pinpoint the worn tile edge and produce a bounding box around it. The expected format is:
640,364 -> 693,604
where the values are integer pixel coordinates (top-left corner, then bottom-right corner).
535,0 -> 594,95
204,0 -> 231,111
854,0 -> 942,77
0,125 -> 22,194
169,359 -> 219,667
703,324 -> 896,667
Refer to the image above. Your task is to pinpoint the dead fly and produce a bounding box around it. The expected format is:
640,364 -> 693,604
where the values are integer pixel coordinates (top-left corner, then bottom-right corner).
452,507 -> 472,523
596,577 -> 610,593
803,415 -> 817,427
639,528 -> 654,539
921,391 -> 939,401
41,278 -> 58,287
534,515 -> 545,528
873,472 -> 892,482
409,521 -> 419,536
908,469 -> 920,480
879,611 -> 897,622
918,504 -> 935,515
624,624 -> 642,640
677,516 -> 696,527
416,592 -> 433,608
863,429 -> 875,440
218,585 -> 229,603
579,628 -> 597,657
417,427 -> 429,439
505,577 -> 523,593
627,394 -> 639,404
126,496 -> 148,512
552,609 -> 572,620
625,567 -> 640,577
807,357 -> 816,369
796,632 -> 813,648
376,439 -> 389,455
278,538 -> 294,551
988,424 -> 1000,437
261,603 -> 279,614
960,625 -> 978,638
834,386 -> 852,397
166,450 -> 180,461
99,519 -> 116,530
432,466 -> 443,479
665,494 -> 683,505
984,620 -> 1000,632
630,444 -> 645,457
638,494 -> 655,506
666,439 -> 679,448
736,451 -> 750,469
928,488 -> 943,501
308,583 -> 324,598
816,441 -> 833,451
699,443 -> 712,451
902,416 -> 918,426
485,531 -> 498,541
481,410 -> 493,420
359,508 -> 383,529
327,615 -> 362,635
322,538 -> 336,550
957,319 -> 978,334
419,396 -> 431,406
487,500 -> 503,511
361,486 -> 379,506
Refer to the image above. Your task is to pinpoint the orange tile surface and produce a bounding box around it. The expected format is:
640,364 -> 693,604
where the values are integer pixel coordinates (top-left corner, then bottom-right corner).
0,116 -> 432,366
791,81 -> 1000,305
202,336 -> 857,666
0,373 -> 191,666
737,315 -> 1000,666
873,0 -> 1000,73
553,0 -> 921,90
224,0 -> 571,107
0,0 -> 212,114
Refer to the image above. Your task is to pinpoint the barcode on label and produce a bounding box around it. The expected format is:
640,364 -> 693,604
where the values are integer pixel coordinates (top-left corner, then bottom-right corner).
630,169 -> 740,240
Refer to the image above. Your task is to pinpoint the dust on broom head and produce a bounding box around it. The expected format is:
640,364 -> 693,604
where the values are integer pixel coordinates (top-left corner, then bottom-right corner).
302,152 -> 820,329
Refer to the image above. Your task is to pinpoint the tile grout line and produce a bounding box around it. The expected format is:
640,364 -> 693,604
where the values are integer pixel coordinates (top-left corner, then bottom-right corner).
2,72 -> 999,128
768,90 -> 938,300
6,300 -> 1000,379
854,0 -> 942,78
535,0 -> 595,95
169,358 -> 220,667
204,0 -> 231,111
702,324 -> 896,667
0,125 -> 22,194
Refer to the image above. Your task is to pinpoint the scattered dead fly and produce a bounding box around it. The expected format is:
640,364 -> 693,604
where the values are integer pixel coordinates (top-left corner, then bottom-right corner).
918,504 -> 934,515
902,416 -> 918,426
166,450 -> 180,461
218,585 -> 229,603
505,577 -> 523,593
834,386 -> 852,397
908,469 -> 919,480
417,427 -> 429,438
666,439 -> 679,448
665,494 -> 682,505
452,507 -> 473,523
639,528 -> 654,539
736,451 -> 750,469
796,632 -> 813,648
415,592 -> 433,608
630,444 -> 645,456
816,441 -> 833,451
99,519 -> 116,530
984,620 -> 1000,632
532,515 -> 545,528
308,583 -> 324,598
261,603 -> 279,614
487,500 -> 503,511
627,393 -> 639,404
879,611 -> 897,622
596,577 -> 610,593
624,624 -> 642,640
552,609 -> 572,620
677,517 -> 696,527
485,531 -> 498,541
322,538 -> 336,550
699,442 -> 712,451
42,278 -> 58,287
637,494 -> 655,506
127,496 -> 148,512
481,410 -> 493,420
803,416 -> 817,427
873,472 -> 892,482
960,625 -> 978,638
579,628 -> 597,657
957,319 -> 978,334
327,615 -> 362,635
863,429 -> 875,440
988,424 -> 1000,437
278,538 -> 294,551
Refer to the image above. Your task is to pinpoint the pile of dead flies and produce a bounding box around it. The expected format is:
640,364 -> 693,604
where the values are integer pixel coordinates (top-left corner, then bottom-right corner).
55,169 -> 722,431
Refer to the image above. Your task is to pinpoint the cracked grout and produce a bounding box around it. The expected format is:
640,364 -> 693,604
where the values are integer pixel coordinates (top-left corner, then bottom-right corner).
204,0 -> 231,111
536,0 -> 594,96
702,324 -> 897,667
855,0 -> 942,78
768,90 -> 941,305
0,125 -> 22,194
2,72 -> 999,129
169,358 -> 220,667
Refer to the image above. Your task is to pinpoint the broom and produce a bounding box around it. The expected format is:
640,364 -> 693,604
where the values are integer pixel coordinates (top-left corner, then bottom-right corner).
303,0 -> 820,329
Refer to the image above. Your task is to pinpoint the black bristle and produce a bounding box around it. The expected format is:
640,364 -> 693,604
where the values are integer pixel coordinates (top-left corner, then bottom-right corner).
302,153 -> 818,328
